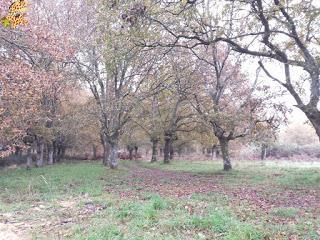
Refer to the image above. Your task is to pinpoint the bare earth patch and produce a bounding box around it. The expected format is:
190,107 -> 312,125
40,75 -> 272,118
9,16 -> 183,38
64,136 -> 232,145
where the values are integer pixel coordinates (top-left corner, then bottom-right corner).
0,222 -> 23,240
0,197 -> 106,239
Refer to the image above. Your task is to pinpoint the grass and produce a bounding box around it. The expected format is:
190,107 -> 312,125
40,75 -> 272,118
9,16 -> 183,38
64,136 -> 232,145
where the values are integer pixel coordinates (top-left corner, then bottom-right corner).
272,207 -> 299,218
0,160 -> 319,239
142,160 -> 320,188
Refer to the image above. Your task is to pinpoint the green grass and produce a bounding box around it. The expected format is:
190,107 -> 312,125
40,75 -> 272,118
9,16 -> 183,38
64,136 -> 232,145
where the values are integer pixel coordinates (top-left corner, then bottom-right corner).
0,160 -> 319,239
272,207 -> 299,218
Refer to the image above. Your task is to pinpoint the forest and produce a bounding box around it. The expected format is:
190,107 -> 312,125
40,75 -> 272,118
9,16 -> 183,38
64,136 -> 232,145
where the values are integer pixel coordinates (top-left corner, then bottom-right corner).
0,0 -> 319,239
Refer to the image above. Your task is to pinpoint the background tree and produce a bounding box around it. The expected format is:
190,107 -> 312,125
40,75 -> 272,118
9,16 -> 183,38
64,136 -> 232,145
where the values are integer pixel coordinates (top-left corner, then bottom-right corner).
144,0 -> 320,142
189,43 -> 281,170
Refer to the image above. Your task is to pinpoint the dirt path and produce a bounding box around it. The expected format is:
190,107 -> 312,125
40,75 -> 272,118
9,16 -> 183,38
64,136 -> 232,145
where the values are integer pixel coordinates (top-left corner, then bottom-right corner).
0,223 -> 22,240
0,198 -> 106,240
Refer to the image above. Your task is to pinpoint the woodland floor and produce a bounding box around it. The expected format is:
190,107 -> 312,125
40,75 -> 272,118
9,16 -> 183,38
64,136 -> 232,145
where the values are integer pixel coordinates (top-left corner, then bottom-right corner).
0,160 -> 319,240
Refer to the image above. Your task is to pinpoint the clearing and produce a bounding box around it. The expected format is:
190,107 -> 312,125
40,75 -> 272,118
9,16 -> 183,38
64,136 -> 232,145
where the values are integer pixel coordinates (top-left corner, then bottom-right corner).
0,160 -> 319,239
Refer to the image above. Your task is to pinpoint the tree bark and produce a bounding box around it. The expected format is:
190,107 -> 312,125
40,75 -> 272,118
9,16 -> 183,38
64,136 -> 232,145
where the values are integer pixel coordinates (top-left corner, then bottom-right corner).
134,146 -> 138,160
169,143 -> 174,160
15,146 -> 22,156
108,142 -> 118,169
129,149 -> 133,160
36,142 -> 44,167
151,139 -> 158,162
102,141 -> 109,166
211,145 -> 217,159
219,138 -> 232,171
52,141 -> 57,163
127,145 -> 134,160
163,137 -> 171,164
92,144 -> 97,160
48,143 -> 54,165
57,146 -> 62,162
302,107 -> 320,141
61,146 -> 66,159
261,144 -> 267,160
177,147 -> 182,157
26,147 -> 33,169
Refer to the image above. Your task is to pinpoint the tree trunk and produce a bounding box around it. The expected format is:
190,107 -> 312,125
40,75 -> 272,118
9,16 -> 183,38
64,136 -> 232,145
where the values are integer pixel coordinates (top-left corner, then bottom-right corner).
57,147 -> 62,162
216,148 -> 220,158
134,146 -> 138,160
261,144 -> 267,160
219,138 -> 232,171
61,146 -> 66,159
48,143 -> 54,165
52,141 -> 57,163
108,142 -> 118,169
128,148 -> 133,160
92,144 -> 97,160
26,147 -> 33,169
151,139 -> 158,162
127,145 -> 134,160
169,143 -> 174,160
15,146 -> 22,156
303,107 -> 320,141
36,142 -> 44,167
177,147 -> 182,157
102,141 -> 109,166
211,145 -> 216,159
163,138 -> 171,164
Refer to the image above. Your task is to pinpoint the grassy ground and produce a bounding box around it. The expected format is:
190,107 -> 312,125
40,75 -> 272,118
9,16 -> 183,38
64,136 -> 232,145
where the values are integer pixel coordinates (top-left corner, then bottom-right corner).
0,160 -> 319,239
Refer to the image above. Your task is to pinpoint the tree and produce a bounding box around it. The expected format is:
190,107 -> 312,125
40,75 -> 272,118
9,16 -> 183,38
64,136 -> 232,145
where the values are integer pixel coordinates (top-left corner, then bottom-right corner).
71,1 -> 156,168
0,0 -> 75,164
157,52 -> 197,164
189,43 -> 281,170
135,94 -> 163,162
144,0 -> 320,141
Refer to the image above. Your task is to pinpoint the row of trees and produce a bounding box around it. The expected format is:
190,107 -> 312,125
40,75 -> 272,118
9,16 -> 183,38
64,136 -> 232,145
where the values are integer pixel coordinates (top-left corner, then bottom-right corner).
1,0 -> 317,171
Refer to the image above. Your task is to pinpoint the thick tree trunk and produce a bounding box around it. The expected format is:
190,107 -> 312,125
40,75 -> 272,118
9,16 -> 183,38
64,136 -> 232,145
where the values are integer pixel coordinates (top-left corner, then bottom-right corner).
151,139 -> 158,162
108,142 -> 118,169
304,108 -> 320,141
52,141 -> 57,163
134,146 -> 138,160
219,138 -> 232,171
127,145 -> 134,160
15,146 -> 22,156
48,143 -> 54,165
163,138 -> 171,164
169,143 -> 174,160
26,147 -> 33,169
211,145 -> 216,159
177,147 -> 182,157
57,147 -> 62,162
36,142 -> 44,167
216,149 -> 220,158
102,142 -> 109,166
92,144 -> 97,160
261,144 -> 267,160
61,146 -> 66,159
128,149 -> 133,160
